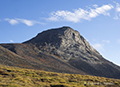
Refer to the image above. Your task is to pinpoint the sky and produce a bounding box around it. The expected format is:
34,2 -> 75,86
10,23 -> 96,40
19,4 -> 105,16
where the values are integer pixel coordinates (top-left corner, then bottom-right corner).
0,0 -> 120,66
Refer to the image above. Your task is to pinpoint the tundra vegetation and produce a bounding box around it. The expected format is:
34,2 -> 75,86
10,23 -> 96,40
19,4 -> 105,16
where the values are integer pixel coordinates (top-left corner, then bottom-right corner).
0,64 -> 120,87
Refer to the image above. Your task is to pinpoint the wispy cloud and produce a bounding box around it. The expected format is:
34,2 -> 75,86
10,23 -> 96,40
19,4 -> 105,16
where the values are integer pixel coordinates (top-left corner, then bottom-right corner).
48,4 -> 114,22
92,39 -> 110,52
4,18 -> 44,26
92,43 -> 104,51
114,2 -> 120,19
4,18 -> 19,25
16,18 -> 45,26
10,40 -> 13,43
93,4 -> 98,8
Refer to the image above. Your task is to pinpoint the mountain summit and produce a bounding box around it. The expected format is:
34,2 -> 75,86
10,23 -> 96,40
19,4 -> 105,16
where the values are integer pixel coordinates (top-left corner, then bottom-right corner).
1,26 -> 120,79
24,26 -> 98,61
24,26 -> 106,63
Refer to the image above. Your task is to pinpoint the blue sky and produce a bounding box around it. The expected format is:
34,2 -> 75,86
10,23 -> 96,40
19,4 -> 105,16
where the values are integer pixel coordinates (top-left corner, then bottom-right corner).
0,0 -> 120,66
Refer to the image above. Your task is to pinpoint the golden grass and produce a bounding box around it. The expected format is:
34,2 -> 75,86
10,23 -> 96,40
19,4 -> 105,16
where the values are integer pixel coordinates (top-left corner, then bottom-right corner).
0,64 -> 119,87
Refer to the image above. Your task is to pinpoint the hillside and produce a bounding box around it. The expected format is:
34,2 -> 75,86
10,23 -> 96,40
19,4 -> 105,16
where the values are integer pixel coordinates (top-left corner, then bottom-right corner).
0,64 -> 120,87
0,26 -> 120,79
0,44 -> 83,74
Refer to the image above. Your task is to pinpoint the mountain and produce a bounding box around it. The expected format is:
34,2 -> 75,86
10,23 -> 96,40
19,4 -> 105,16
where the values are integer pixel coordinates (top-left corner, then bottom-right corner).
0,43 -> 83,74
0,45 -> 32,68
0,26 -> 120,79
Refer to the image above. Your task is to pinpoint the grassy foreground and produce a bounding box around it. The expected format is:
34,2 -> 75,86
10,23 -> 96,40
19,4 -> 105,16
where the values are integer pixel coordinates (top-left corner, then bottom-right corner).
0,65 -> 120,87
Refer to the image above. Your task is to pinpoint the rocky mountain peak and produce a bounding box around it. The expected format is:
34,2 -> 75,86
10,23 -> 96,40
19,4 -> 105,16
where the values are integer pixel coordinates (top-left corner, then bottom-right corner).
24,26 -> 79,46
24,26 -> 99,61
24,26 -> 86,49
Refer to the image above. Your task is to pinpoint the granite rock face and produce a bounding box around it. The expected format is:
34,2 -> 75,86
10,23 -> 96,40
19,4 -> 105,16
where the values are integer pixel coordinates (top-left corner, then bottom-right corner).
24,26 -> 104,63
1,26 -> 120,79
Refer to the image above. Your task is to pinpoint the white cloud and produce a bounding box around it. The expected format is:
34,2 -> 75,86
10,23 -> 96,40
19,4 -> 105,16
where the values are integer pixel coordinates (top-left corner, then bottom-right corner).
116,7 -> 120,12
10,40 -> 13,42
93,4 -> 98,8
102,40 -> 110,43
92,43 -> 104,51
88,9 -> 98,18
48,9 -> 90,22
16,18 -> 35,26
95,4 -> 113,16
114,2 -> 120,20
4,18 -> 44,26
116,3 -> 120,12
4,18 -> 19,25
48,4 -> 114,22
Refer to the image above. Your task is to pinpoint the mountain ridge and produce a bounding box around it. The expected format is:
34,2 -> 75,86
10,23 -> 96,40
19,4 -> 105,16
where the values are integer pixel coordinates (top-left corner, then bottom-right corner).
0,26 -> 120,79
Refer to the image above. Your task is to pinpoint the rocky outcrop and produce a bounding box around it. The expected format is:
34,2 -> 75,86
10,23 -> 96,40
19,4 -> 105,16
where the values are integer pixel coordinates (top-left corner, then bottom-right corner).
24,26 -> 106,66
24,26 -> 100,62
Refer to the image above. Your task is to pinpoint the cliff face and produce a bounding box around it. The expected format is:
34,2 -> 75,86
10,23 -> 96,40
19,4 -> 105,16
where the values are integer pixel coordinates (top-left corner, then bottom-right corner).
1,26 -> 120,79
